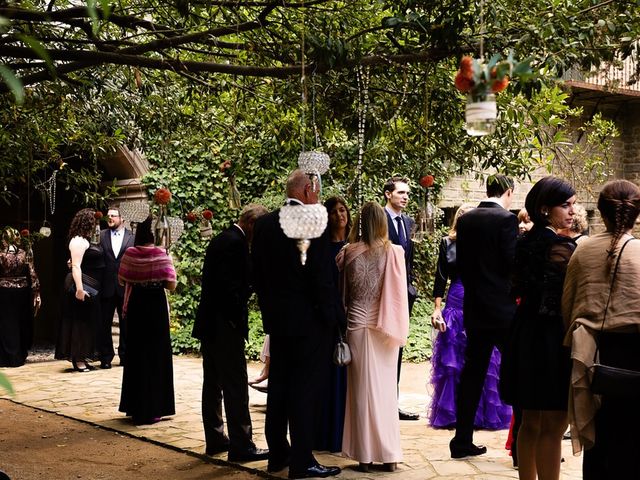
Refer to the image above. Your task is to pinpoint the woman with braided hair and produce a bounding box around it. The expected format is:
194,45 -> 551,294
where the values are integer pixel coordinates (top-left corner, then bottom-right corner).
563,179 -> 640,479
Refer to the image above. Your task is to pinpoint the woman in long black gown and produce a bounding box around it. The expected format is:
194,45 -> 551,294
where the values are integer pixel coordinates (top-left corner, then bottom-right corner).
118,216 -> 177,424
0,227 -> 40,367
55,209 -> 103,372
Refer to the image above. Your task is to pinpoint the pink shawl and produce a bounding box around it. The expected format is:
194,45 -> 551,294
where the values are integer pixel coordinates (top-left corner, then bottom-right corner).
118,246 -> 176,316
337,242 -> 409,347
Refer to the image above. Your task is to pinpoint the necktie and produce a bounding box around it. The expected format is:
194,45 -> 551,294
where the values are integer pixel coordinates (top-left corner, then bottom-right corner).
395,216 -> 407,249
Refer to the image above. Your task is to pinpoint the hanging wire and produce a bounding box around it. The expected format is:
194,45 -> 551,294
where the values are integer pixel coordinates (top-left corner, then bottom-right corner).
311,69 -> 320,149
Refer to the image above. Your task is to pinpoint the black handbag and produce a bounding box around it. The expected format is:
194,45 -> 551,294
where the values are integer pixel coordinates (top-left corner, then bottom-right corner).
589,237 -> 640,398
64,272 -> 100,298
333,330 -> 351,366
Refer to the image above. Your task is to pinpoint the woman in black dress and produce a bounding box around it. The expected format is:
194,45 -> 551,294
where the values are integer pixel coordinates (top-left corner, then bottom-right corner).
505,176 -> 576,480
55,209 -> 103,372
118,216 -> 176,424
0,227 -> 40,367
313,196 -> 351,452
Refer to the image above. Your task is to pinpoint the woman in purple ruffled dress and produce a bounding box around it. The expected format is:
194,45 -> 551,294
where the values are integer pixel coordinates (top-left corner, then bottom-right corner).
428,204 -> 512,430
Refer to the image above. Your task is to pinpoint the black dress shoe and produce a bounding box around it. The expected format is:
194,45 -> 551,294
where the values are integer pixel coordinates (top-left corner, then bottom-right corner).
399,409 -> 419,420
288,463 -> 341,479
228,447 -> 269,462
450,439 -> 487,459
100,362 -> 112,369
205,443 -> 230,456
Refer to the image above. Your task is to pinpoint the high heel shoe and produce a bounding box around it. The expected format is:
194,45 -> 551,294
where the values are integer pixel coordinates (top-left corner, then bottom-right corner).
72,360 -> 91,372
358,462 -> 371,473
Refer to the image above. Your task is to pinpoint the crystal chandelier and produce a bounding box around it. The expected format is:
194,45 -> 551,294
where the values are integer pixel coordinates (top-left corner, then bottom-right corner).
298,151 -> 330,176
167,216 -> 184,246
119,200 -> 150,233
279,204 -> 328,265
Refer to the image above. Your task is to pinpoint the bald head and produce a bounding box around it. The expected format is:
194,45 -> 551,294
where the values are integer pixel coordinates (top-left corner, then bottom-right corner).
286,169 -> 319,205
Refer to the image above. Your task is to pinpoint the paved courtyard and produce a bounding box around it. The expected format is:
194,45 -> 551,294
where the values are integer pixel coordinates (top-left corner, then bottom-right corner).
1,357 -> 582,479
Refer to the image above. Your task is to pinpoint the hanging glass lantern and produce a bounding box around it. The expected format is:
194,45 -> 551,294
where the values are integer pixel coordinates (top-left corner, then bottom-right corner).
167,216 -> 184,246
228,176 -> 242,209
119,200 -> 150,234
39,220 -> 52,238
465,93 -> 497,136
154,205 -> 172,249
298,151 -> 330,176
279,204 -> 328,265
90,224 -> 101,244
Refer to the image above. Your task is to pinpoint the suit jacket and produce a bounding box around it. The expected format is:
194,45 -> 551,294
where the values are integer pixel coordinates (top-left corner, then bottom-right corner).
251,208 -> 342,337
100,227 -> 134,298
456,201 -> 518,330
193,224 -> 251,341
386,211 -> 416,301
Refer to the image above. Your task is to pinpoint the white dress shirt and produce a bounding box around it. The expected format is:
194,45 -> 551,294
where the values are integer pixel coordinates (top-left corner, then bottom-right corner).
111,229 -> 124,258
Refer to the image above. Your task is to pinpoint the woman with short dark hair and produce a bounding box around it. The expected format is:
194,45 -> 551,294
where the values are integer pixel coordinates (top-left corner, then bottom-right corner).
563,179 -> 640,479
503,176 -> 577,480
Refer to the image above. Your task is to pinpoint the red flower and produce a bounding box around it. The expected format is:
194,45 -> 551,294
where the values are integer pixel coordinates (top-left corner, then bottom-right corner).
419,175 -> 435,188
454,71 -> 474,93
94,211 -> 103,220
154,187 -> 172,205
20,228 -> 30,237
219,160 -> 232,173
491,76 -> 510,93
186,212 -> 197,223
459,56 -> 474,77
202,209 -> 213,220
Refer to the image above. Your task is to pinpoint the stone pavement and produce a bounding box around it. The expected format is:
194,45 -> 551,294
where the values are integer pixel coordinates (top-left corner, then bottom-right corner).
1,357 -> 582,479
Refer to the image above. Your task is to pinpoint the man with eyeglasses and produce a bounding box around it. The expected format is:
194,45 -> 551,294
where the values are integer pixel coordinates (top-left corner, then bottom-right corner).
98,207 -> 134,369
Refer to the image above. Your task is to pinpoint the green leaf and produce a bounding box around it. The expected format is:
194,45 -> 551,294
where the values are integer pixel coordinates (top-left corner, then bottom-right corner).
0,65 -> 24,104
0,372 -> 14,395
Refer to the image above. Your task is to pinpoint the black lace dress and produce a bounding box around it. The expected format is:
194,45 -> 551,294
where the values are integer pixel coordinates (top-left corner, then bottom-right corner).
502,226 -> 575,410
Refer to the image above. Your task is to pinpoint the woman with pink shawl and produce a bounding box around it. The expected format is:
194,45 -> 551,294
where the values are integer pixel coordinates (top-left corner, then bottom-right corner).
118,216 -> 177,425
337,202 -> 409,473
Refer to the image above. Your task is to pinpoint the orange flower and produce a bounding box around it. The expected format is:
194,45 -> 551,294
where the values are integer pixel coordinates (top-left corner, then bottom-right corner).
419,175 -> 435,188
94,211 -> 103,220
454,71 -> 474,93
154,187 -> 172,205
491,76 -> 510,93
186,212 -> 197,223
202,209 -> 213,220
219,160 -> 232,173
459,56 -> 474,78
20,228 -> 30,237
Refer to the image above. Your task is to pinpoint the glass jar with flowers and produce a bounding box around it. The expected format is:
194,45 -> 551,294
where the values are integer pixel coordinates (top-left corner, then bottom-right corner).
454,54 -> 530,136
153,187 -> 172,248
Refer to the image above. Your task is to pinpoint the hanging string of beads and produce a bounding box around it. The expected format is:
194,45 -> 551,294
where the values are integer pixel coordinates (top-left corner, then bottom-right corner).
355,65 -> 370,212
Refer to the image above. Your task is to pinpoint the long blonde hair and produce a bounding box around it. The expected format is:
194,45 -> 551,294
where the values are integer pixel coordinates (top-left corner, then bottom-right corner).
348,202 -> 389,247
448,203 -> 475,241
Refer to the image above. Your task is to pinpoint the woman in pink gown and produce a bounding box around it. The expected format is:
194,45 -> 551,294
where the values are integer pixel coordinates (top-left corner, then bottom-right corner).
337,202 -> 410,473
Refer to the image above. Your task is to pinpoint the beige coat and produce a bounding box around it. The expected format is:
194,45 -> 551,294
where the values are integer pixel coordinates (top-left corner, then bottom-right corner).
562,232 -> 640,454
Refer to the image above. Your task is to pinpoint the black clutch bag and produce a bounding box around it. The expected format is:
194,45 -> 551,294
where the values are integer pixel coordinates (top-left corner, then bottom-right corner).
64,272 -> 100,298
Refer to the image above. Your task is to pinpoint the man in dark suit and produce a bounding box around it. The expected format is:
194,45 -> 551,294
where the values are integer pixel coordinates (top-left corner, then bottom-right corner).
98,207 -> 134,369
251,170 -> 342,479
193,203 -> 269,462
383,176 -> 419,421
450,174 -> 518,458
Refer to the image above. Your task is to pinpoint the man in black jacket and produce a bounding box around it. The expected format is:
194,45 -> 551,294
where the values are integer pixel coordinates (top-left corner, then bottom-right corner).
98,207 -> 134,369
450,174 -> 518,458
251,170 -> 342,479
193,203 -> 269,462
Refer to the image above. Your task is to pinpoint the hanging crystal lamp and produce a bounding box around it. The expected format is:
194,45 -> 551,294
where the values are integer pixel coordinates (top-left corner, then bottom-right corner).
119,200 -> 150,234
279,204 -> 328,265
298,151 -> 331,193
